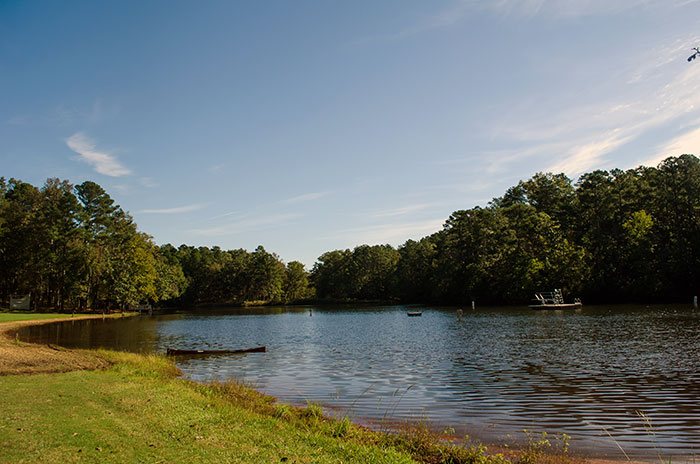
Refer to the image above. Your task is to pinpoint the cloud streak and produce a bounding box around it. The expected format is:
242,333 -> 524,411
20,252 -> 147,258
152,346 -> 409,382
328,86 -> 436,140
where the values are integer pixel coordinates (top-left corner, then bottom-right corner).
369,203 -> 436,218
281,191 -> 329,204
322,219 -> 445,246
66,132 -> 131,177
482,34 -> 700,177
644,124 -> 700,167
139,177 -> 159,188
459,0 -> 698,21
141,204 -> 205,214
189,213 -> 302,237
362,0 -> 699,43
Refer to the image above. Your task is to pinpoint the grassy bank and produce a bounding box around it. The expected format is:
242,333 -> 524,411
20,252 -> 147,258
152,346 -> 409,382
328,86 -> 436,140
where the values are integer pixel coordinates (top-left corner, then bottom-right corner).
0,350 -> 515,464
0,313 -> 136,375
0,314 -> 581,464
0,312 -> 77,322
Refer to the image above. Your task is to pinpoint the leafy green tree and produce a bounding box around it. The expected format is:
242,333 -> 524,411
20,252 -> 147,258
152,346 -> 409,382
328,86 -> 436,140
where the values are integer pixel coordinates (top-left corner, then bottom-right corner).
74,181 -> 121,308
154,247 -> 187,302
395,237 -> 437,302
1,180 -> 44,306
575,167 -> 658,300
647,155 -> 700,297
433,207 -> 508,304
348,245 -> 400,300
491,204 -> 586,303
494,172 -> 575,231
312,249 -> 353,299
218,249 -> 252,303
283,261 -> 310,303
247,246 -> 285,302
110,232 -> 159,307
40,179 -> 86,311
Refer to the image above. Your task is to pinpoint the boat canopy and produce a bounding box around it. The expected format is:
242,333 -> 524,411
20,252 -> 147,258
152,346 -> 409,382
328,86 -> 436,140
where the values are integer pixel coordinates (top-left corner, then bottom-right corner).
533,289 -> 564,305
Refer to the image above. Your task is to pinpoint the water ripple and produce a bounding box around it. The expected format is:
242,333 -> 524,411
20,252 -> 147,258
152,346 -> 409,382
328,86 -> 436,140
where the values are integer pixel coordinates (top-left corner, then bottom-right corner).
18,304 -> 700,459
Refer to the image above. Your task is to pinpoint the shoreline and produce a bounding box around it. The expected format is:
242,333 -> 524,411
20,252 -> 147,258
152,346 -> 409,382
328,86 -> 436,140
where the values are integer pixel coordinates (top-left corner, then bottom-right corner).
0,314 -> 660,464
0,313 -> 134,375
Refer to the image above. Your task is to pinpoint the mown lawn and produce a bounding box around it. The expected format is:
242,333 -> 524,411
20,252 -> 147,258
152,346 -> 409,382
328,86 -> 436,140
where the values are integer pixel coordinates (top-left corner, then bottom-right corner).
0,351 -> 423,464
0,319 -> 575,464
0,313 -> 76,322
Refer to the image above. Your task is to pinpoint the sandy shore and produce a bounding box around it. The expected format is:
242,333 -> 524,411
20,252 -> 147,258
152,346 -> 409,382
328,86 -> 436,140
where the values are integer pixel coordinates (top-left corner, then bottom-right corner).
0,314 -> 130,375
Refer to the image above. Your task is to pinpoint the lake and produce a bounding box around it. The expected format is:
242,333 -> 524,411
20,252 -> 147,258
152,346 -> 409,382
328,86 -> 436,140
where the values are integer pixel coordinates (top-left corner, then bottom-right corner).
17,304 -> 700,461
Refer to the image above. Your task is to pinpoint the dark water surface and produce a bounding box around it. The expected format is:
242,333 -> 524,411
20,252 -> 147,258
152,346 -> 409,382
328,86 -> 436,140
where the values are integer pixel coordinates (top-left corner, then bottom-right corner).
18,305 -> 700,460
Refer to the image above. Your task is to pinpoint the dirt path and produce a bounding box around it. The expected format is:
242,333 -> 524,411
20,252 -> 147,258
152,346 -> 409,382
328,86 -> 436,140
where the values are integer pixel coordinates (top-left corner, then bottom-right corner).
0,314 -> 129,375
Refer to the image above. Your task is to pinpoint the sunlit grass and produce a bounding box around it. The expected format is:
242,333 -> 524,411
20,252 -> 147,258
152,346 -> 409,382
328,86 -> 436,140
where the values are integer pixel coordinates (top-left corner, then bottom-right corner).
0,343 -> 614,464
0,313 -> 76,322
0,350 -> 416,464
0,348 -> 545,464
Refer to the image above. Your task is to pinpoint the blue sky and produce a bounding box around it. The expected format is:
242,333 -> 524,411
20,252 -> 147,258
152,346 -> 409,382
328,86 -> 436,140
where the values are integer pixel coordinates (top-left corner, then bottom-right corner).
2,0 -> 700,267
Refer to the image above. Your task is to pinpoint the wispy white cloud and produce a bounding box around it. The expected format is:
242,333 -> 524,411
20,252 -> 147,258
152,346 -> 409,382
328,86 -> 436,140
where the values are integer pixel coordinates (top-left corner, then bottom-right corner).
483,34 -> 700,177
643,124 -> 700,167
546,132 -> 634,175
322,219 -> 445,246
481,143 -> 569,175
141,204 -> 205,214
208,162 -> 229,173
7,115 -> 29,125
281,191 -> 329,204
370,203 -> 436,218
139,177 -> 159,188
208,210 -> 244,220
189,213 -> 302,236
66,132 -> 132,177
53,99 -> 119,127
112,184 -> 129,194
360,0 -> 699,43
462,0 -> 698,20
89,99 -> 105,123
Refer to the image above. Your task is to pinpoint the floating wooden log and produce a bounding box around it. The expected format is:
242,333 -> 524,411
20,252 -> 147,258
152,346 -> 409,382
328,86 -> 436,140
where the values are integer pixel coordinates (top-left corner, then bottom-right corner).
407,311 -> 422,317
166,346 -> 266,356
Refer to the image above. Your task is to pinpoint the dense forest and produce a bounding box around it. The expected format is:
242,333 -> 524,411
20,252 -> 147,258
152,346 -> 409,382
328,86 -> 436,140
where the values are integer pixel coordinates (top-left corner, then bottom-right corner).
0,179 -> 187,310
0,178 -> 310,310
1,154 -> 699,310
314,154 -> 700,305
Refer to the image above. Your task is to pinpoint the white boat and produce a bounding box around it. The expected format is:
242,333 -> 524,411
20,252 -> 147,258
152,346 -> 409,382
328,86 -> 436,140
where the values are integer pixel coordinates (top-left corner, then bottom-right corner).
529,289 -> 582,310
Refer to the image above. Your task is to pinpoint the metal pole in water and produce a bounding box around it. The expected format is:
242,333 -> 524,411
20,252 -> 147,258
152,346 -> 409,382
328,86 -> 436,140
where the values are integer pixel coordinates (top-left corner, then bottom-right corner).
310,308 -> 313,316
694,296 -> 698,309
457,309 -> 463,321
471,300 -> 475,310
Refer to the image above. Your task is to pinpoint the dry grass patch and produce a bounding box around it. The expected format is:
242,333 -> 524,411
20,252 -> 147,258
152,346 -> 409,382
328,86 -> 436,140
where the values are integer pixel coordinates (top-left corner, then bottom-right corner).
0,314 -> 132,375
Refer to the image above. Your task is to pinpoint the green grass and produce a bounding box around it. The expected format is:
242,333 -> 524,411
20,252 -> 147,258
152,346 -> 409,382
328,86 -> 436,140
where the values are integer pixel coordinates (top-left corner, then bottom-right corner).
0,312 -> 77,322
0,349 -> 531,463
0,326 -> 573,463
0,350 -> 516,463
0,350 -> 419,463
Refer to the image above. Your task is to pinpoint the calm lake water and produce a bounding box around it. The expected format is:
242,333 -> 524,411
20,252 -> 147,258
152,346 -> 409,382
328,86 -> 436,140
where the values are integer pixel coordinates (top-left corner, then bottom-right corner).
17,305 -> 700,460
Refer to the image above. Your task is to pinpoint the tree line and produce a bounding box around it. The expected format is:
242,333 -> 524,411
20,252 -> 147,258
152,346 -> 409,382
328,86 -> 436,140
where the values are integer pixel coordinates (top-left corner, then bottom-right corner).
0,178 -> 313,310
2,154 -> 699,310
312,154 -> 700,305
0,179 -> 187,310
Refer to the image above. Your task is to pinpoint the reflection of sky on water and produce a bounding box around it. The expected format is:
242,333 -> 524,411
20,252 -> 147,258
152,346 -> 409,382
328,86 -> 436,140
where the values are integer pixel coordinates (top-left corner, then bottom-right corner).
19,305 -> 700,460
